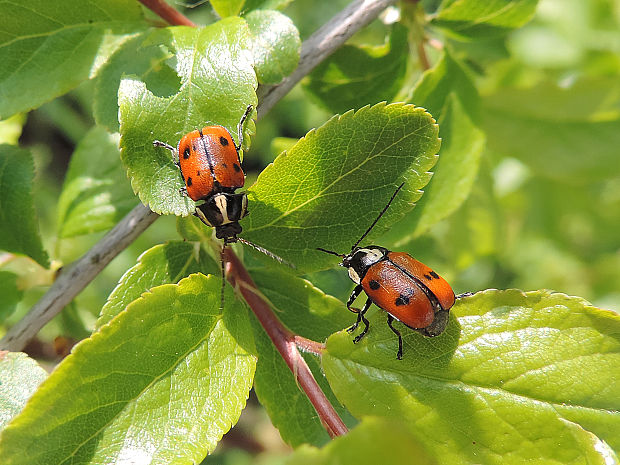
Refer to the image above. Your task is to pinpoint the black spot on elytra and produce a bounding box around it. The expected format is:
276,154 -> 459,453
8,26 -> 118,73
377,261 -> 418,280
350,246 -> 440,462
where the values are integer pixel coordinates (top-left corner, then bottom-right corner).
233,163 -> 241,172
424,274 -> 432,280
430,270 -> 439,279
183,148 -> 190,159
395,294 -> 410,306
369,280 -> 380,290
220,136 -> 229,146
222,163 -> 228,169
196,170 -> 201,176
186,177 -> 192,186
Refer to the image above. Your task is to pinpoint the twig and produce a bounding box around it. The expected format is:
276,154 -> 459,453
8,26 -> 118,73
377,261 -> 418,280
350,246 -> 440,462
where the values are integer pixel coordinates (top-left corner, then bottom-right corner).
138,0 -> 196,26
257,0 -> 398,115
223,248 -> 347,438
0,205 -> 159,351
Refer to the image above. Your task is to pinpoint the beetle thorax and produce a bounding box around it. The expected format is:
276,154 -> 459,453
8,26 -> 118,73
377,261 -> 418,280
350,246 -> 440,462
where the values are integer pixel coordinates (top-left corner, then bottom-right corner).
342,246 -> 388,284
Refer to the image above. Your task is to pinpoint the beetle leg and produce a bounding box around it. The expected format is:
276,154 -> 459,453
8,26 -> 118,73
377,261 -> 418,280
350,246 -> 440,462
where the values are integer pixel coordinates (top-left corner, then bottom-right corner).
235,104 -> 254,151
387,314 -> 403,360
179,186 -> 188,197
345,285 -> 364,332
346,285 -> 363,312
153,140 -> 179,166
352,298 -> 372,344
456,292 -> 474,299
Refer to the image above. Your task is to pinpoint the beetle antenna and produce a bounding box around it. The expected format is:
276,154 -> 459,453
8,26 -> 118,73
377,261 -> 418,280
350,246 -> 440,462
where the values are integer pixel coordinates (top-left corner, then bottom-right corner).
316,247 -> 345,258
235,105 -> 254,151
237,237 -> 295,268
352,182 -> 405,250
220,244 -> 227,311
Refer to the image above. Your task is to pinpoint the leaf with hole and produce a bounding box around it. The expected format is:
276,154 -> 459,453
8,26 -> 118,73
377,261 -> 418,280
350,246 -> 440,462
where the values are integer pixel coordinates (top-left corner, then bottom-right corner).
94,29 -> 181,132
119,19 -> 257,216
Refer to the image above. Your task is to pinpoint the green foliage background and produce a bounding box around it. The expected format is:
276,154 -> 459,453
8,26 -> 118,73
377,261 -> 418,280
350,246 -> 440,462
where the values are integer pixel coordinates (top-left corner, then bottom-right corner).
0,0 -> 618,464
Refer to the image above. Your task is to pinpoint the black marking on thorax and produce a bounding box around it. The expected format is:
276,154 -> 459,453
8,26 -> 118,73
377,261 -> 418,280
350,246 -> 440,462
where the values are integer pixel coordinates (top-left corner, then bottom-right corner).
387,258 -> 445,311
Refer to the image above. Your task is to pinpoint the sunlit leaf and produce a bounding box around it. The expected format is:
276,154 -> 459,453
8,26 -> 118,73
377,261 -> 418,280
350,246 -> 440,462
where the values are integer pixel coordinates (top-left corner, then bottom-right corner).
119,19 -> 257,216
0,352 -> 47,430
323,289 -> 620,463
243,102 -> 441,272
0,274 -> 256,465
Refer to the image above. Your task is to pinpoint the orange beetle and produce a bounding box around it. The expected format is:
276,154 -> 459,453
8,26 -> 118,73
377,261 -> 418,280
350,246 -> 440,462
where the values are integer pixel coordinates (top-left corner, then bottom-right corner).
176,125 -> 245,202
318,184 -> 470,359
154,105 -> 252,243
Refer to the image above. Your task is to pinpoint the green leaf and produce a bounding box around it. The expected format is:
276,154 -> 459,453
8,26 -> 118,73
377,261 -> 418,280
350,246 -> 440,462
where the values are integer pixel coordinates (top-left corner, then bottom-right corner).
211,0 -> 245,17
243,102 -> 441,272
0,352 -> 47,430
0,114 -> 25,145
303,24 -> 409,114
0,274 -> 256,465
245,10 -> 301,85
408,95 -> 484,239
286,417 -> 436,465
381,51 -> 484,244
441,158 -> 503,268
119,20 -> 258,216
384,95 -> 484,246
482,82 -> 620,183
323,289 -> 620,463
250,268 -> 353,447
0,145 -> 49,267
0,0 -> 144,118
0,272 -> 23,323
96,241 -> 218,328
432,0 -> 539,39
176,214 -> 215,243
56,127 -> 136,238
242,0 -> 294,12
410,49 -> 479,120
270,136 -> 297,157
94,30 -> 181,132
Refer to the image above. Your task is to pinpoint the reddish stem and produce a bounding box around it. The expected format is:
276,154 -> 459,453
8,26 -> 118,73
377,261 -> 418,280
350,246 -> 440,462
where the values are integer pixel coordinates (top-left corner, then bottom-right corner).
138,0 -> 196,27
417,40 -> 431,71
223,248 -> 347,438
294,335 -> 325,356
